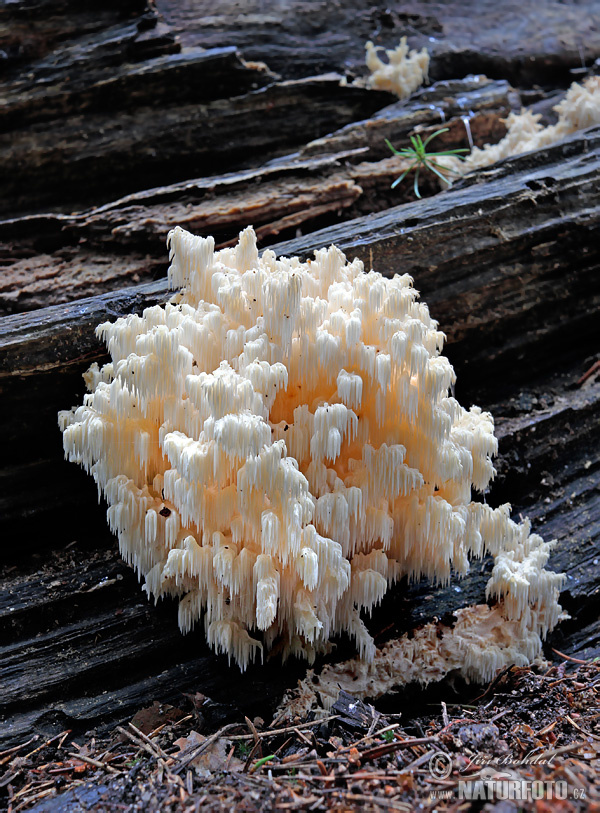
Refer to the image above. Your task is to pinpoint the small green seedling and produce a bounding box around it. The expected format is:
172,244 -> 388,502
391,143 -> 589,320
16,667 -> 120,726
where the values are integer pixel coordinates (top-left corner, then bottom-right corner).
236,740 -> 253,759
251,754 -> 276,773
386,128 -> 469,198
381,729 -> 396,743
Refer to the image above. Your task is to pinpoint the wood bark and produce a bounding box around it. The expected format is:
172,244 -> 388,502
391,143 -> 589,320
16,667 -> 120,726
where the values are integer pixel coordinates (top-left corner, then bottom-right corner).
4,0 -> 599,218
0,76 -> 511,314
2,127 -> 599,545
157,0 -> 600,86
1,69 -> 391,216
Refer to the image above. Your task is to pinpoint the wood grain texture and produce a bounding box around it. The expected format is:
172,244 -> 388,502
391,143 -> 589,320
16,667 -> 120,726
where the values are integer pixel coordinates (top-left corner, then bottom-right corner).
4,0 -> 598,215
3,126 -> 597,382
1,73 -> 390,216
0,77 -> 511,314
156,0 -> 600,85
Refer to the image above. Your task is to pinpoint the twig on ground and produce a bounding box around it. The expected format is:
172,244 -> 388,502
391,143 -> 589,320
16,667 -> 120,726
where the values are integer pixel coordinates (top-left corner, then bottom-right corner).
67,751 -> 120,774
552,648 -> 592,665
471,664 -> 515,702
128,723 -> 171,761
576,359 -> 600,387
229,715 -> 339,741
0,737 -> 39,763
173,724 -> 240,775
566,715 -> 600,742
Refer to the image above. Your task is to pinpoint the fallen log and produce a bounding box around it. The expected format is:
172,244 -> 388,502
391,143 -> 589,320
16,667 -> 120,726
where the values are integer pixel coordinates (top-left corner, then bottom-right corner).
0,76 -> 511,314
1,72 -> 390,217
4,0 -> 599,221
2,133 -> 600,749
2,125 -> 597,376
1,372 -> 597,749
157,0 -> 600,86
2,0 -> 599,786
1,127 -> 599,547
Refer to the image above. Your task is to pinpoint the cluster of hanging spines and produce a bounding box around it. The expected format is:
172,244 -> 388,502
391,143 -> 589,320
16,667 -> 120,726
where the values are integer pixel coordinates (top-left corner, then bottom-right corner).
264,254 -> 498,580
485,517 -> 565,638
59,224 -> 557,671
59,381 -> 159,492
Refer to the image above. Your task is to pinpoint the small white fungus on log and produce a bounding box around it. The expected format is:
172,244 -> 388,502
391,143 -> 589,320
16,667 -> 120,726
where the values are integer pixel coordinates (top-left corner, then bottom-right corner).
59,226 -> 564,675
365,37 -> 429,99
439,76 -> 600,177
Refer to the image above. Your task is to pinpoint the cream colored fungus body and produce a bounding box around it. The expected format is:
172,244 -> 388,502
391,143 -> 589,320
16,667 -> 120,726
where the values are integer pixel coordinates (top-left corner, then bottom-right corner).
60,227 -> 563,675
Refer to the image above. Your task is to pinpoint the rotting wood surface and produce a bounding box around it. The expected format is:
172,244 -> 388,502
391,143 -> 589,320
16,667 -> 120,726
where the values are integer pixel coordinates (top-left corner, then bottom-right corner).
157,0 -> 600,86
0,75 -> 511,314
2,127 -> 598,394
4,0 -> 600,218
1,70 -> 390,217
1,130 -> 599,553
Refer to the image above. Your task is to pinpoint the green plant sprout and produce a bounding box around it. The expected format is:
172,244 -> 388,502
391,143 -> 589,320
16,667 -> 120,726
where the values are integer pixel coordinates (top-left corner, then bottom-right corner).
386,128 -> 469,198
236,740 -> 253,760
251,755 -> 276,772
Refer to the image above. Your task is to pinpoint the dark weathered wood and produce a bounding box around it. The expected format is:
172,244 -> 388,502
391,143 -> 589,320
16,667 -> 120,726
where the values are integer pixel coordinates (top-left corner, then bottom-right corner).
0,152 -> 364,315
3,0 -> 598,219
2,126 -> 597,369
2,1 -> 408,216
0,1 -> 155,73
157,0 -> 600,86
0,46 -> 275,133
0,77 -> 512,314
1,73 -> 390,216
0,251 -> 168,317
331,691 -> 383,731
0,543 -> 308,747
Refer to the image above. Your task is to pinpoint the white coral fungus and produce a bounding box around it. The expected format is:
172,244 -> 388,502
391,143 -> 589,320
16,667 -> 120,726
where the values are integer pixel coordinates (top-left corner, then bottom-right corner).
440,76 -> 600,177
365,37 -> 429,99
277,535 -> 565,718
59,226 -> 563,673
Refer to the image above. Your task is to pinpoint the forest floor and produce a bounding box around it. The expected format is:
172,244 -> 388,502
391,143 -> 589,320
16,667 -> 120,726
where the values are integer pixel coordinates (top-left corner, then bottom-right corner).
2,657 -> 600,812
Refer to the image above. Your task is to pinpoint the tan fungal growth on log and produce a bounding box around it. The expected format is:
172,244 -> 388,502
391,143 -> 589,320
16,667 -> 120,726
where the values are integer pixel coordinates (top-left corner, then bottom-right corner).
277,538 -> 565,718
365,37 -> 429,99
59,226 -> 564,673
440,76 -> 600,176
